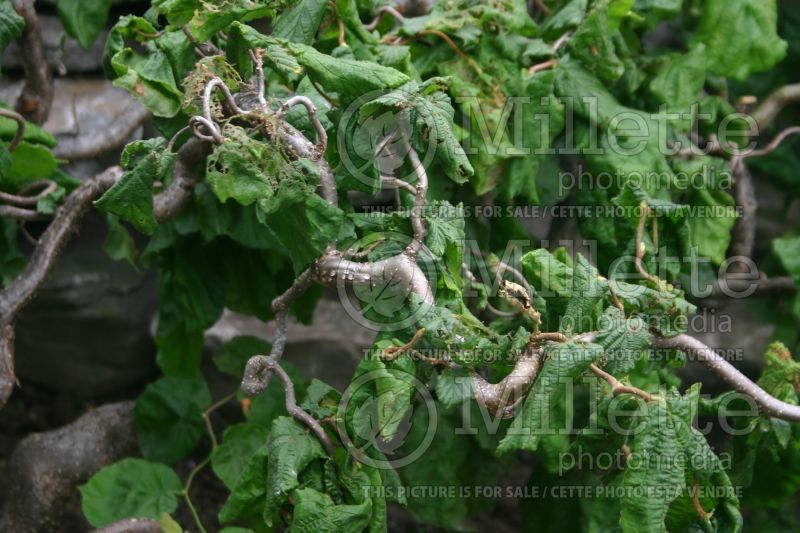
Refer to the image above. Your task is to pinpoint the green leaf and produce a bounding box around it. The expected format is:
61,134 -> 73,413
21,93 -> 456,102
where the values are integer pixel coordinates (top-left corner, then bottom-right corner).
497,341 -> 603,454
0,1 -> 24,54
134,376 -> 212,465
258,181 -> 344,272
691,0 -> 787,81
212,423 -> 270,490
435,367 -> 474,410
103,214 -> 138,269
185,0 -> 280,42
56,0 -> 112,49
360,80 -> 474,184
649,45 -> 707,119
400,407 -> 499,527
686,188 -> 737,265
425,201 -> 465,257
3,141 -> 60,190
218,444 -> 268,525
212,335 -> 271,378
594,306 -> 650,375
94,138 -> 174,235
273,0 -> 328,45
206,124 -> 285,205
567,2 -> 626,84
151,0 -> 198,27
774,234 -> 800,284
0,109 -> 56,147
620,399 -> 684,532
262,416 -> 328,525
80,458 -> 183,527
499,70 -> 565,203
285,41 -> 410,105
103,16 -> 184,117
291,487 -> 372,533
300,379 -> 341,418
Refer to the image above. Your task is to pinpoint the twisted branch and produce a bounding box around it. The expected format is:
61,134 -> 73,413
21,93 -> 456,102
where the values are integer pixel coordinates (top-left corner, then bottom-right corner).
0,166 -> 122,408
242,355 -> 335,456
153,138 -> 211,224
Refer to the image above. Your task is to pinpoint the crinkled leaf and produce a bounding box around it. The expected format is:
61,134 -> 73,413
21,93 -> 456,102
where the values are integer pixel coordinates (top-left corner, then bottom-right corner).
497,341 -> 603,454
262,416 -> 328,525
212,423 -> 270,490
0,1 -> 24,54
273,0 -> 328,44
691,0 -> 787,80
94,138 -> 174,235
291,487 -> 372,533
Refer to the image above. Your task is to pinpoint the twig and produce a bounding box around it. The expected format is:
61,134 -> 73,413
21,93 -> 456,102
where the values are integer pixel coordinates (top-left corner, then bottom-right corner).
0,180 -> 57,206
727,157 -> 756,271
589,363 -> 657,402
398,122 -> 428,256
691,478 -> 711,521
743,126 -> 800,158
0,108 -> 25,151
182,391 -> 236,533
707,275 -> 795,298
383,328 -> 426,360
0,205 -> 47,221
242,356 -> 335,456
183,24 -> 222,57
653,334 -> 800,422
528,58 -> 557,76
634,202 -> 662,286
416,29 -> 484,78
12,0 -> 53,124
533,0 -> 552,15
314,251 -> 434,304
472,344 -> 546,419
0,166 -> 122,408
364,5 -> 406,31
279,95 -> 328,150
750,83 -> 800,131
552,31 -> 572,52
247,49 -> 268,108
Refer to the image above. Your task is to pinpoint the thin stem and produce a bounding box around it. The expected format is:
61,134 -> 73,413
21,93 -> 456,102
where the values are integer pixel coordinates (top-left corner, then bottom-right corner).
589,363 -> 657,402
634,202 -> 662,286
750,83 -> 800,131
691,478 -> 711,521
0,108 -> 25,151
528,58 -> 557,76
0,180 -> 57,206
744,126 -> 800,158
364,5 -> 406,31
280,95 -> 328,150
182,391 -> 236,533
